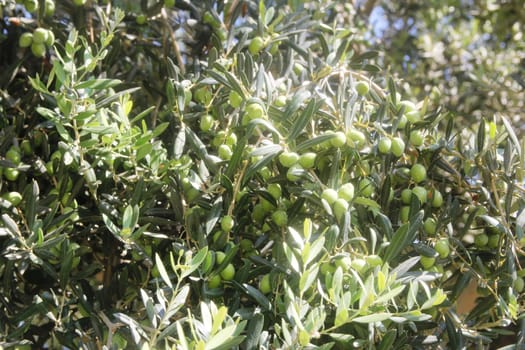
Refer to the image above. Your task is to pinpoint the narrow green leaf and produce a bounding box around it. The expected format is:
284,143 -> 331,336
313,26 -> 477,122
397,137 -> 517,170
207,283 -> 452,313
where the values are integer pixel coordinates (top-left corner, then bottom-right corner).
383,210 -> 423,263
181,247 -> 208,279
95,87 -> 140,108
155,253 -> 173,288
237,283 -> 272,311
288,99 -> 320,142
243,313 -> 264,350
75,78 -> 121,90
352,312 -> 391,323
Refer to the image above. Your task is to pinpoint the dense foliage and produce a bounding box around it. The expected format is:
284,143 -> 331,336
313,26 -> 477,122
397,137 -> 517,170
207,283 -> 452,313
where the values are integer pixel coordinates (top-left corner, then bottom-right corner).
0,0 -> 524,348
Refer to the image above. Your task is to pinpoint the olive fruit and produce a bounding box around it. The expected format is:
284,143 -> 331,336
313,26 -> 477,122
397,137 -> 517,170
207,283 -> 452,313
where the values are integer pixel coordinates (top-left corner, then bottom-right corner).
220,263 -> 235,281
245,102 -> 264,119
410,164 -> 427,183
19,32 -> 33,48
298,152 -> 316,169
474,233 -> 489,247
248,36 -> 265,55
412,186 -> 427,204
229,90 -> 243,108
338,183 -> 354,202
272,210 -> 288,227
333,198 -> 349,221
355,81 -> 369,96
208,274 -> 221,288
401,188 -> 412,204
31,43 -> 46,57
6,147 -> 21,164
377,137 -> 392,154
24,0 -> 38,12
279,151 -> 299,167
430,189 -> 443,208
321,188 -> 338,205
32,28 -> 49,44
218,144 -> 232,160
44,0 -> 55,16
346,128 -> 366,149
420,255 -> 436,270
391,137 -> 406,157
358,178 -> 374,197
400,206 -> 410,223
199,114 -> 214,132
2,191 -> 23,206
136,14 -> 147,25
365,254 -> 382,267
435,238 -> 450,258
4,168 -> 19,181
267,183 -> 282,200
423,217 -> 437,235
220,215 -> 234,233
330,131 -> 347,148
409,130 -> 424,147
259,274 -> 271,294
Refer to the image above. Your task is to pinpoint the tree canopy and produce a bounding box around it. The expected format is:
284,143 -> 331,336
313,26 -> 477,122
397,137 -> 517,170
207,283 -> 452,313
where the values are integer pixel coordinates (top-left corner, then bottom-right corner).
0,0 -> 524,349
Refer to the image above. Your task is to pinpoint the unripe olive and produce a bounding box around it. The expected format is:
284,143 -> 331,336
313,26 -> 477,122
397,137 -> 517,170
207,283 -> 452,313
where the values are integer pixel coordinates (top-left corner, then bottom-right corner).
474,233 -> 489,247
420,255 -> 436,270
338,183 -> 355,202
358,178 -> 374,197
31,43 -> 46,57
346,128 -> 366,149
423,217 -> 437,235
245,102 -> 265,119
435,238 -> 450,258
259,274 -> 271,294
409,130 -> 424,147
365,254 -> 382,267
355,81 -> 369,96
220,263 -> 235,281
272,210 -> 288,226
430,189 -> 443,208
45,30 -> 55,47
220,215 -> 234,233
33,28 -> 49,44
248,36 -> 265,55
208,274 -> 222,288
2,191 -> 23,206
19,32 -> 33,48
298,152 -> 316,169
487,234 -> 500,249
333,198 -> 349,221
4,168 -> 19,181
267,183 -> 282,200
136,14 -> 147,25
330,131 -> 347,148
410,164 -> 427,183
229,90 -> 243,108
321,188 -> 338,205
412,186 -> 427,203
401,188 -> 412,204
218,144 -> 233,160
279,151 -> 299,167
44,0 -> 55,16
400,206 -> 410,223
391,137 -> 405,157
199,114 -> 214,132
286,164 -> 303,182
24,0 -> 38,12
377,137 -> 392,154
